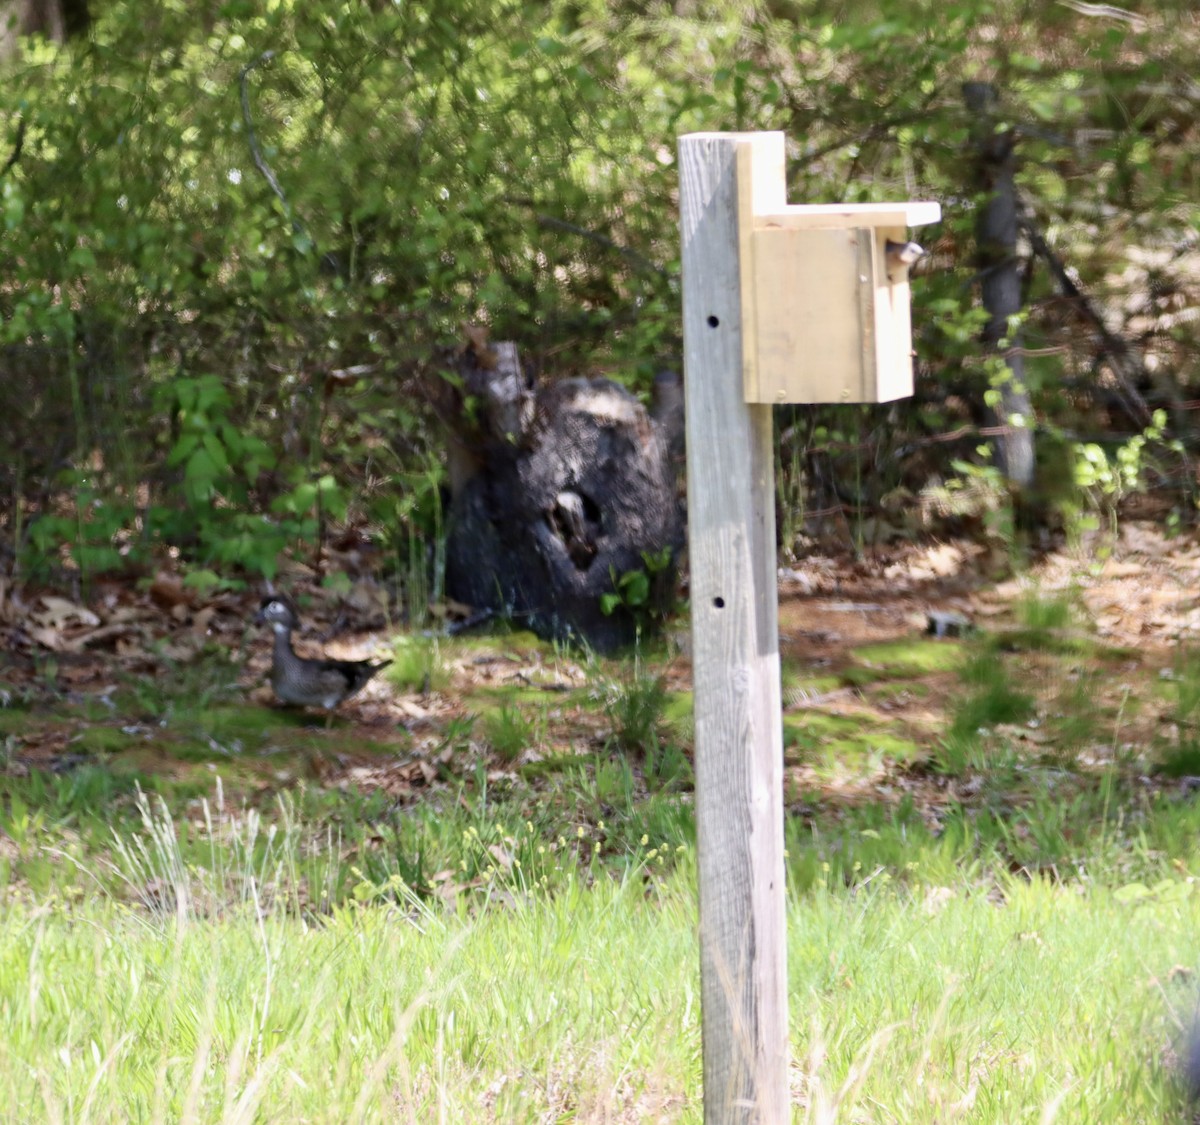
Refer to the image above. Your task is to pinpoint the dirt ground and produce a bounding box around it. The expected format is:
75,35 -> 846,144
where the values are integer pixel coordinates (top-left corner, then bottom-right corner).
2,520 -> 1199,810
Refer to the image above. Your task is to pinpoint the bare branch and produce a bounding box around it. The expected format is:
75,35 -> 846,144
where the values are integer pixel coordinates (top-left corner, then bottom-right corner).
239,51 -> 311,249
1018,202 -> 1153,427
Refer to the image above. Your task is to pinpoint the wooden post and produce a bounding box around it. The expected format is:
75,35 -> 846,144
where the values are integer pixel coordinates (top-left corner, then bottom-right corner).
679,132 -> 789,1122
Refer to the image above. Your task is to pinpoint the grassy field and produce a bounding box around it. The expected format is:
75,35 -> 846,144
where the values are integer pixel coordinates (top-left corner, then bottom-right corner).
4,547 -> 1200,1120
1,833 -> 1196,1122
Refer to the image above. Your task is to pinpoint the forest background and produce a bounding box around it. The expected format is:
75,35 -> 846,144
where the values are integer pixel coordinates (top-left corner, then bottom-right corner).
2,3 -> 1200,1121
2,0 -> 1197,587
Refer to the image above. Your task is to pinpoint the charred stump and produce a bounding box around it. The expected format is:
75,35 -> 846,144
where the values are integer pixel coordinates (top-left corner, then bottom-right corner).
439,336 -> 683,652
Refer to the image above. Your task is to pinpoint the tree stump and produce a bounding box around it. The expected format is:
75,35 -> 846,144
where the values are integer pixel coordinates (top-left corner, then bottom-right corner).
440,336 -> 683,651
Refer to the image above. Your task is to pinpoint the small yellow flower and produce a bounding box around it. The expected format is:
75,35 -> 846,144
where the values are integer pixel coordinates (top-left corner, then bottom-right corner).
576,826 -> 585,838
640,834 -> 649,846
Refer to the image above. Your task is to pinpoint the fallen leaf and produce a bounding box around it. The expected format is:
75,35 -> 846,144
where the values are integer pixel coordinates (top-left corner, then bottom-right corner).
398,699 -> 430,720
487,843 -> 513,870
191,606 -> 217,636
27,625 -> 69,652
34,596 -> 100,629
149,573 -> 192,609
1100,560 -> 1143,579
925,544 -> 965,577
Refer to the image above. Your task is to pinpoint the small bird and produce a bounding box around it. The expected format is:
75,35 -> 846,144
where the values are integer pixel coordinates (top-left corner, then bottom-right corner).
885,239 -> 926,273
255,597 -> 392,722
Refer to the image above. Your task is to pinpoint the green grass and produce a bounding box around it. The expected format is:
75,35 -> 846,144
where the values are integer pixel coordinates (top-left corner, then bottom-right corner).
5,598 -> 1200,1120
784,711 -> 923,773
784,874 -> 1193,1121
0,869 -> 699,1123
387,634 -> 451,693
843,638 -> 965,685
1,751 -> 1199,1120
0,831 -> 1194,1122
482,704 -> 538,762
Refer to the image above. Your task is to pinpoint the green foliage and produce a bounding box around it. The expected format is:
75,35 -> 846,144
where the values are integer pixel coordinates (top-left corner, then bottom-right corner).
482,705 -> 537,763
376,464 -> 446,627
598,659 -> 676,769
24,474 -> 135,577
388,635 -> 450,694
159,373 -> 346,574
935,644 -> 1036,773
19,371 -> 349,580
599,547 -> 675,633
1,0 -> 1198,582
1154,649 -> 1200,778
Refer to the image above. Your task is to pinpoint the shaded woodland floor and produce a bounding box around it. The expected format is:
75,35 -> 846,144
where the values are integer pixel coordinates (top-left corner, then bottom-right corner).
2,521 -> 1200,836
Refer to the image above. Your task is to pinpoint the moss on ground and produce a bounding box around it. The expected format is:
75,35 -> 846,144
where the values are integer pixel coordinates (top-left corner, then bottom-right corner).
845,639 -> 966,682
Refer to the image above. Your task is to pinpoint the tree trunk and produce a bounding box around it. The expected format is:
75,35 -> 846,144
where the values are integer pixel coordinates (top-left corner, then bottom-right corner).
440,336 -> 683,651
964,80 -> 1035,491
0,0 -> 89,61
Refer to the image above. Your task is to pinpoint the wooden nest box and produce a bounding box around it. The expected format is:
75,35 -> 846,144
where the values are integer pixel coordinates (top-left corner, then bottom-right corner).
733,133 -> 940,404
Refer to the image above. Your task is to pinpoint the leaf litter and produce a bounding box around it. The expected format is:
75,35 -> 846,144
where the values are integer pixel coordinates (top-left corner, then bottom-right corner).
1,521 -> 1199,818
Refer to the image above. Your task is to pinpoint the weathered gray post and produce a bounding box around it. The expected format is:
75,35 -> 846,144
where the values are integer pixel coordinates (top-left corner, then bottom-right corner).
679,131 -> 790,1123
678,130 -> 938,1122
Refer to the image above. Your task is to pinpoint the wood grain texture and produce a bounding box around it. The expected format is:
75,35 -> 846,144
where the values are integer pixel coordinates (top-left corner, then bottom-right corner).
679,131 -> 789,1124
746,223 -> 924,403
751,225 -> 877,404
872,225 -> 914,402
756,199 -> 941,229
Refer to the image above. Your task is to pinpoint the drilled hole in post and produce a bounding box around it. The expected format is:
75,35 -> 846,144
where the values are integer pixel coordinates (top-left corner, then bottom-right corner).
706,315 -> 720,328
713,596 -> 725,609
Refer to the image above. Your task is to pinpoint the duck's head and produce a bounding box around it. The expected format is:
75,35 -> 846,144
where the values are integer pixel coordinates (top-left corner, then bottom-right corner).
255,597 -> 298,631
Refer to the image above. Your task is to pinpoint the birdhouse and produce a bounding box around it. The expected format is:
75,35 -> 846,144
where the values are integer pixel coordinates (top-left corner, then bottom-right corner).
734,136 -> 940,404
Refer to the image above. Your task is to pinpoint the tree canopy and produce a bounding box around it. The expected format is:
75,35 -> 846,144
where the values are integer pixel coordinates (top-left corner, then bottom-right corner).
2,0 -> 1198,585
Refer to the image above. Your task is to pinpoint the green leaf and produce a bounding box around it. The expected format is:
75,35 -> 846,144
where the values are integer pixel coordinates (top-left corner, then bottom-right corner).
200,430 -> 231,475
183,447 -> 222,502
167,433 -> 200,468
618,569 -> 650,607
